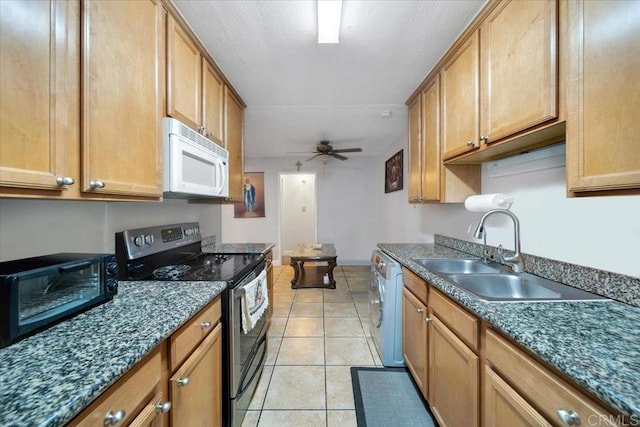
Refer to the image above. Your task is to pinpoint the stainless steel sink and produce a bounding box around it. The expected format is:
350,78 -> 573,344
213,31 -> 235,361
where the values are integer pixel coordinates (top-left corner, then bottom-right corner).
412,257 -> 610,302
445,273 -> 609,302
412,258 -> 503,274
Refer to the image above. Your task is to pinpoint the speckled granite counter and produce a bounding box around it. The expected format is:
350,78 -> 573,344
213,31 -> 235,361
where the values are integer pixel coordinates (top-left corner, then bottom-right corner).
0,280 -> 226,427
201,240 -> 275,255
378,242 -> 640,419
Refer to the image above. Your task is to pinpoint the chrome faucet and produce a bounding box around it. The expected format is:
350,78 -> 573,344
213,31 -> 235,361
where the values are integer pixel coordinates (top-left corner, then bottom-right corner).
472,209 -> 525,273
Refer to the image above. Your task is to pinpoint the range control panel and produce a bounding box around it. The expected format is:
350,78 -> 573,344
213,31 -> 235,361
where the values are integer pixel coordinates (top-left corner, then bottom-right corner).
116,222 -> 201,260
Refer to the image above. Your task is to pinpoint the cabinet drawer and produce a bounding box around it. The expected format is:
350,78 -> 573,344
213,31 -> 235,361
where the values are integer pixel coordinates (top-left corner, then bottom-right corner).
485,329 -> 618,426
170,296 -> 221,372
429,288 -> 478,351
71,348 -> 162,426
402,267 -> 427,304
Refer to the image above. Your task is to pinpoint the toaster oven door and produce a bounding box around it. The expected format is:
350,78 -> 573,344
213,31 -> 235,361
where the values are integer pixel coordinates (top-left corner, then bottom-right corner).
17,260 -> 103,327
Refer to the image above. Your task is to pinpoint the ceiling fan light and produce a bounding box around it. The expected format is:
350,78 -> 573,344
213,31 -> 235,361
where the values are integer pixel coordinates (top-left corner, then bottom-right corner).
317,0 -> 342,44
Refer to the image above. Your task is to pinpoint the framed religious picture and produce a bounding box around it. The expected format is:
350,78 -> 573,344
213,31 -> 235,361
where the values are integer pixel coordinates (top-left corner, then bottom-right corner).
384,149 -> 403,193
234,172 -> 266,218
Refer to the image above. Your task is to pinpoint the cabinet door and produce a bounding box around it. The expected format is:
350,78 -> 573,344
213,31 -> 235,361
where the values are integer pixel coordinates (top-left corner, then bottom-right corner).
407,96 -> 422,203
402,287 -> 428,398
480,0 -> 558,144
167,15 -> 202,130
129,393 -> 167,427
429,314 -> 479,427
170,323 -> 222,427
202,61 -> 225,145
566,0 -> 640,193
442,31 -> 480,160
225,87 -> 244,203
0,0 -> 74,191
484,367 -> 551,427
421,76 -> 441,202
82,0 -> 163,197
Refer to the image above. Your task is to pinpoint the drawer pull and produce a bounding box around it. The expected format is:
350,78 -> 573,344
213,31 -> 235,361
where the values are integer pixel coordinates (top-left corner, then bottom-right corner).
200,321 -> 212,329
557,409 -> 580,426
103,410 -> 125,425
156,401 -> 172,414
177,377 -> 190,387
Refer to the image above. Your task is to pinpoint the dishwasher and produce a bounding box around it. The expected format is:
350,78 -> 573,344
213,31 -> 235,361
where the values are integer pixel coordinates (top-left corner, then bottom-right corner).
369,250 -> 405,367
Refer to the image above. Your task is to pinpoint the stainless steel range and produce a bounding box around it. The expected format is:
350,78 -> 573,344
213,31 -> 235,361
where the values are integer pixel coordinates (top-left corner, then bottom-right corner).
115,222 -> 268,427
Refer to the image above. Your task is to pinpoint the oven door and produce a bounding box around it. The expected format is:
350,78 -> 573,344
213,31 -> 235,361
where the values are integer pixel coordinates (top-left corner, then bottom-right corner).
229,270 -> 269,397
232,335 -> 267,427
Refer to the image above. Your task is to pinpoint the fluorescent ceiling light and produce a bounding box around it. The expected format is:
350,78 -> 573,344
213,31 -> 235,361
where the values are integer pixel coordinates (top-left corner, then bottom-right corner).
317,0 -> 343,44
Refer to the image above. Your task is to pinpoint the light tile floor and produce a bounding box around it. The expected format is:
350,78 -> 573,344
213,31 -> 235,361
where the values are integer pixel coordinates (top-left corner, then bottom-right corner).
242,264 -> 381,427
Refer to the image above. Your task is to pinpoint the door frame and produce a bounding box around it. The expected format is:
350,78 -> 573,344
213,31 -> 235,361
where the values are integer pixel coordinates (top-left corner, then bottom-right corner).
278,172 -> 318,264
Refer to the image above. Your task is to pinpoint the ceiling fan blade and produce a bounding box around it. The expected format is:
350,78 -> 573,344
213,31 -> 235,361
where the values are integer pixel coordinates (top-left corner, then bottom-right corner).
305,154 -> 321,161
332,148 -> 362,153
331,153 -> 348,161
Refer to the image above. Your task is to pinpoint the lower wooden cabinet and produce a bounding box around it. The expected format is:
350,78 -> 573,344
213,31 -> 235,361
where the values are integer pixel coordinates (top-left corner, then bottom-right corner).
70,347 -> 165,426
484,366 -> 551,427
69,296 -> 223,426
402,286 -> 428,398
429,313 -> 479,427
170,322 -> 222,427
399,272 -> 623,427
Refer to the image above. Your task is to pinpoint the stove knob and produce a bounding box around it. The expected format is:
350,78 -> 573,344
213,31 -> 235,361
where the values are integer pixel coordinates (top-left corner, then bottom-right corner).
184,228 -> 192,236
133,235 -> 144,247
144,234 -> 154,244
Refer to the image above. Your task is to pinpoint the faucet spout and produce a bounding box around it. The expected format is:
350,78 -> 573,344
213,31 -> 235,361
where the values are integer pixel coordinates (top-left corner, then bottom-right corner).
472,209 -> 525,273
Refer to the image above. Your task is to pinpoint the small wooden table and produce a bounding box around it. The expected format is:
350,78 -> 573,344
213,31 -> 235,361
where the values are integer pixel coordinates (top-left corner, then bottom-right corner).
290,244 -> 337,289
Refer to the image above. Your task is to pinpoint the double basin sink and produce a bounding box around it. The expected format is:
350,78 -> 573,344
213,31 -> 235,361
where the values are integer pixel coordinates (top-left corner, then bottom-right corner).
412,258 -> 609,303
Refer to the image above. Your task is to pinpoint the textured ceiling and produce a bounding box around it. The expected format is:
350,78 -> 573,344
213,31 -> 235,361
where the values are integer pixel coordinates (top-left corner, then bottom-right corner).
173,0 -> 487,159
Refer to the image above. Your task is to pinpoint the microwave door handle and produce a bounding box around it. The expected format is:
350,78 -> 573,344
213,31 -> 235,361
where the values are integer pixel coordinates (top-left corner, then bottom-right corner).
58,261 -> 93,274
216,161 -> 223,193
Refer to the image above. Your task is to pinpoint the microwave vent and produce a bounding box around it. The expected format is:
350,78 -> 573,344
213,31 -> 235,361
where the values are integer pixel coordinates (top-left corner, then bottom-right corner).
164,117 -> 228,160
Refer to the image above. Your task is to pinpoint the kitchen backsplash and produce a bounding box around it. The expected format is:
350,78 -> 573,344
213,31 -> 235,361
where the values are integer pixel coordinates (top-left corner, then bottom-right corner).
435,234 -> 640,308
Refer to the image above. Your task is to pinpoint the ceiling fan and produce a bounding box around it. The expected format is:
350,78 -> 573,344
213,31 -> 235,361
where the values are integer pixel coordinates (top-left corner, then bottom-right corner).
303,140 -> 363,161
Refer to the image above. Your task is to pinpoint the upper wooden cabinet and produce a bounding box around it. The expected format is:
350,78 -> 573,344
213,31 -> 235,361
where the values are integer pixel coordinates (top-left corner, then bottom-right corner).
82,0 -> 164,198
408,75 -> 480,203
566,0 -> 640,194
1,0 -> 164,200
0,0 -> 76,193
442,31 -> 481,160
167,15 -> 224,145
480,0 -> 558,145
225,87 -> 245,203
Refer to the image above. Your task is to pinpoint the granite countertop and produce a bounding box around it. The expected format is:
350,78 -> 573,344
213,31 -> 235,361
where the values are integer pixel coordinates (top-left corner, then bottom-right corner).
378,243 -> 640,419
201,240 -> 275,255
0,280 -> 226,427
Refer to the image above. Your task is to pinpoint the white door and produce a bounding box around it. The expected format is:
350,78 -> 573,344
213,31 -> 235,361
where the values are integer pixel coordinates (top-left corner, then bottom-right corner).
279,173 -> 317,259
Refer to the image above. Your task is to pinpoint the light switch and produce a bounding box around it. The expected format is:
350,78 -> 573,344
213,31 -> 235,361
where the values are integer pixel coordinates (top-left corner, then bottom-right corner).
302,206 -> 306,212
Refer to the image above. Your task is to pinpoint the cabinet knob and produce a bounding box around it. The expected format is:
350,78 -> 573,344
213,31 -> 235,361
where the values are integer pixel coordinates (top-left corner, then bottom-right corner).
89,180 -> 105,189
205,130 -> 212,137
197,125 -> 205,134
200,321 -> 212,329
466,140 -> 476,147
177,377 -> 190,387
557,409 -> 580,426
155,401 -> 172,414
416,308 -> 424,313
56,176 -> 75,186
425,317 -> 432,323
103,409 -> 125,425
480,135 -> 489,144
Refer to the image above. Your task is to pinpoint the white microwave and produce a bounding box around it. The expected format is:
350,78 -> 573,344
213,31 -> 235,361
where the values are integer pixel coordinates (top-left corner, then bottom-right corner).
162,117 -> 229,198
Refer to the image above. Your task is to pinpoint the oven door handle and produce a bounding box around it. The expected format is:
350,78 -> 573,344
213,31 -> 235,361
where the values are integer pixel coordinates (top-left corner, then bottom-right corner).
237,338 -> 267,397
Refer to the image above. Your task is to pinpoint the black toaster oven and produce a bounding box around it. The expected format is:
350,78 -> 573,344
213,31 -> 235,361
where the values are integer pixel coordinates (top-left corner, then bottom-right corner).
0,253 -> 118,348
